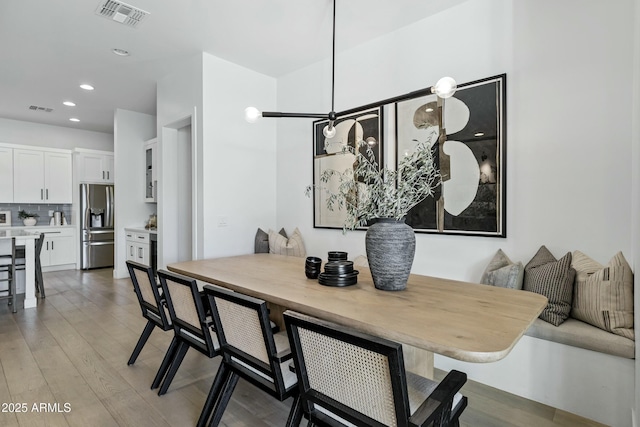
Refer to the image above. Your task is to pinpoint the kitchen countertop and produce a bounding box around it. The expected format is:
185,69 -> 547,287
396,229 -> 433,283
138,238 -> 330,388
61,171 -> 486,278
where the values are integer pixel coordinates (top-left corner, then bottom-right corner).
2,225 -> 75,230
125,227 -> 157,234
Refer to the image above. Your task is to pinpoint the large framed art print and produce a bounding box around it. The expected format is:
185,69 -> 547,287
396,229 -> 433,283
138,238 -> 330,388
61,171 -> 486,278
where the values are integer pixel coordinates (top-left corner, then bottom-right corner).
312,107 -> 383,229
396,74 -> 506,237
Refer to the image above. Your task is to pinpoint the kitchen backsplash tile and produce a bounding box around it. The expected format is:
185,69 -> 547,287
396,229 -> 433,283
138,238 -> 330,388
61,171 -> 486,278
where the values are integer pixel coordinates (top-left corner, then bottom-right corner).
0,203 -> 72,226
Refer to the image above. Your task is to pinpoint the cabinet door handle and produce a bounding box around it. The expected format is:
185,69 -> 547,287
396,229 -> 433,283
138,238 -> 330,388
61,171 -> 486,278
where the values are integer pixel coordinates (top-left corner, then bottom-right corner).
138,247 -> 143,259
107,171 -> 110,180
103,171 -> 105,180
41,189 -> 44,200
130,246 -> 133,257
46,242 -> 49,250
51,241 -> 54,250
46,189 -> 49,200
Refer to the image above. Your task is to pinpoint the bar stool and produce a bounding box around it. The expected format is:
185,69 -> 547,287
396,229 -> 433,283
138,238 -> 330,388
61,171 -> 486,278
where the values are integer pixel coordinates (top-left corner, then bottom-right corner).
13,233 -> 45,298
0,238 -> 19,313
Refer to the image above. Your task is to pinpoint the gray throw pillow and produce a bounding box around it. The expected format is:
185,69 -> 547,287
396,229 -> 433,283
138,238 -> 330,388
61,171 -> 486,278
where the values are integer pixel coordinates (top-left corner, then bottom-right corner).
524,246 -> 576,326
480,249 -> 524,290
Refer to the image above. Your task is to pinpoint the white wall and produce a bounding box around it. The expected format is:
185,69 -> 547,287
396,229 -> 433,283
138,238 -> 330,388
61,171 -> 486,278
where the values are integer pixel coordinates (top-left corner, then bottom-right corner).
113,109 -> 156,278
156,53 -> 278,266
201,53 -> 278,259
156,54 -> 203,269
275,0 -> 636,425
0,117 -> 112,151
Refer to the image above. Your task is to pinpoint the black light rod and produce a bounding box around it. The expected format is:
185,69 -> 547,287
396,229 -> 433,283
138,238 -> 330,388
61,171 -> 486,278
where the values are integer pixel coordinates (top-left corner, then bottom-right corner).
261,112 -> 329,119
330,0 -> 336,113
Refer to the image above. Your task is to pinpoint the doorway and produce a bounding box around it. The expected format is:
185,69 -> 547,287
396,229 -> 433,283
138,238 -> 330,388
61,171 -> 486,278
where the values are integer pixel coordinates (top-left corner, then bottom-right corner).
159,110 -> 202,269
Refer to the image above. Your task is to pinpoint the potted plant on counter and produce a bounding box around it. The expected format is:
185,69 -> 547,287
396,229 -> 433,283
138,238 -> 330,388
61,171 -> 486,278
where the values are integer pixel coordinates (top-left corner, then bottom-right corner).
306,129 -> 440,291
18,210 -> 39,226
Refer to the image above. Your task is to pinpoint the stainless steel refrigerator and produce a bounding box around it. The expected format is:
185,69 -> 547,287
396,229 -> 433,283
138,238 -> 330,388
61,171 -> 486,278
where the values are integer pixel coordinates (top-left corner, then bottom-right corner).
80,183 -> 115,269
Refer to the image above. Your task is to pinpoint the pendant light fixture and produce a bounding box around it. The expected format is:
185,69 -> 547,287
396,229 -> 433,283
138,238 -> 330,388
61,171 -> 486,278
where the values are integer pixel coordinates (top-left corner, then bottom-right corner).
244,0 -> 457,134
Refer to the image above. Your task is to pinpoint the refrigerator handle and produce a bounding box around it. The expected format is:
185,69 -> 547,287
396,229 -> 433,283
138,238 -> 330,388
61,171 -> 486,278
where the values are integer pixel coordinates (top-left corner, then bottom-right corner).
81,184 -> 90,229
105,186 -> 114,227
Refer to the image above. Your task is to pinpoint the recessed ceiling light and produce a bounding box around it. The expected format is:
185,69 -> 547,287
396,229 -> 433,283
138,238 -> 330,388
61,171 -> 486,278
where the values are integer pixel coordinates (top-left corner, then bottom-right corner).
63,101 -> 76,107
112,48 -> 130,56
69,118 -> 80,122
475,132 -> 485,137
80,84 -> 94,91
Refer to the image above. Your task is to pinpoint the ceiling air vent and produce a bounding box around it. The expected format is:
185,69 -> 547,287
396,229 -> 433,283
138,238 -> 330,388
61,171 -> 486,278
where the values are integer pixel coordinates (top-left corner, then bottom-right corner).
95,0 -> 149,28
29,105 -> 54,113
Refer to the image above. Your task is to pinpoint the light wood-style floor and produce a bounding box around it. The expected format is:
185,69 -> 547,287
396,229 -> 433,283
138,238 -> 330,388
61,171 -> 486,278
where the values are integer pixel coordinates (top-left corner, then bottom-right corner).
0,269 -> 606,427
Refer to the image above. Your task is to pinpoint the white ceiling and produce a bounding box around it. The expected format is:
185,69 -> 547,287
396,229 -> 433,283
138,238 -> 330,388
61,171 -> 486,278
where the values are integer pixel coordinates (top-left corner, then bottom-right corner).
0,0 -> 465,134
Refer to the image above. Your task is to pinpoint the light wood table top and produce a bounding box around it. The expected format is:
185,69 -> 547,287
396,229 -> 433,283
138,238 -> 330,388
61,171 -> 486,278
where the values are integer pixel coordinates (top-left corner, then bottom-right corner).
168,253 -> 547,363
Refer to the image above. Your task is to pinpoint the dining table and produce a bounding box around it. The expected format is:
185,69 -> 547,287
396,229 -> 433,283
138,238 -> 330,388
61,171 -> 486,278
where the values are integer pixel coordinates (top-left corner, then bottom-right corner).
0,229 -> 40,309
168,253 -> 547,378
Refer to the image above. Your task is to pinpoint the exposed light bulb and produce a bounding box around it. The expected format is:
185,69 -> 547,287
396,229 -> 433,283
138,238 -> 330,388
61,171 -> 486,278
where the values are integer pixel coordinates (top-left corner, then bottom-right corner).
366,137 -> 377,147
323,123 -> 336,138
244,107 -> 262,123
433,77 -> 457,99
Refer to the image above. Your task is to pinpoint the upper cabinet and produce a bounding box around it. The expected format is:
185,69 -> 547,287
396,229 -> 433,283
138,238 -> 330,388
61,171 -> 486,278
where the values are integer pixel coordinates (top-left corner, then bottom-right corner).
77,152 -> 114,183
144,138 -> 157,203
0,147 -> 13,202
13,149 -> 72,204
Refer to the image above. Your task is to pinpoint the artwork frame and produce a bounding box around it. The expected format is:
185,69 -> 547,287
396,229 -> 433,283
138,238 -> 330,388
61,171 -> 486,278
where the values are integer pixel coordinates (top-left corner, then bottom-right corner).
395,74 -> 506,237
312,107 -> 384,230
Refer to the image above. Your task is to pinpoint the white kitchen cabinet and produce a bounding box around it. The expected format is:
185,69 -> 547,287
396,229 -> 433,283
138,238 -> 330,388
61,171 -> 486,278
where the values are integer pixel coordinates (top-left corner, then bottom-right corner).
125,229 -> 150,265
0,147 -> 13,202
144,138 -> 157,203
77,152 -> 114,183
13,149 -> 72,203
31,228 -> 76,268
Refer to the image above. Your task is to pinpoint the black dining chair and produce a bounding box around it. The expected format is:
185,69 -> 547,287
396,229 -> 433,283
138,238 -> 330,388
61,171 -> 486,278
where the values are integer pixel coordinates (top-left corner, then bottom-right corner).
197,285 -> 299,427
283,310 -> 468,427
126,260 -> 172,366
154,269 -> 221,396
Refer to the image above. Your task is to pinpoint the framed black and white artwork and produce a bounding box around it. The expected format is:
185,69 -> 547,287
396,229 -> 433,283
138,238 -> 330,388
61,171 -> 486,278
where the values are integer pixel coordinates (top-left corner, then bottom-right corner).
396,74 -> 506,237
312,107 -> 384,229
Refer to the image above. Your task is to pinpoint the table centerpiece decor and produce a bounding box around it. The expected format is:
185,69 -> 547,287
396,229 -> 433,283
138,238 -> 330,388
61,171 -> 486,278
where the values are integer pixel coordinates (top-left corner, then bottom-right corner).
306,129 -> 440,290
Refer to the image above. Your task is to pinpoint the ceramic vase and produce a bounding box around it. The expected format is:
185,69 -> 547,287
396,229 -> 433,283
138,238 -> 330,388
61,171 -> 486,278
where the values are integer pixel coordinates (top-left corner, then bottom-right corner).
23,217 -> 37,226
365,218 -> 415,291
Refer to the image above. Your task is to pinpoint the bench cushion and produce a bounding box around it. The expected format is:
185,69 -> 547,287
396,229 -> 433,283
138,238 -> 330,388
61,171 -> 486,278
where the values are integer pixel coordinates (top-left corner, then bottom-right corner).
525,318 -> 635,359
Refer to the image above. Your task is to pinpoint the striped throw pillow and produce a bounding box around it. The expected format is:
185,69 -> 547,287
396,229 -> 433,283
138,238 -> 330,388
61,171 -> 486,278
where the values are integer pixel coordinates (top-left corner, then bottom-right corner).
268,228 -> 306,258
571,251 -> 634,340
524,246 -> 575,326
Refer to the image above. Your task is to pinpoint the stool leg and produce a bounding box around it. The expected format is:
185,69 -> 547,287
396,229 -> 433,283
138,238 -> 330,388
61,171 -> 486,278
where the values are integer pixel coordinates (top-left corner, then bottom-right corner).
35,260 -> 45,298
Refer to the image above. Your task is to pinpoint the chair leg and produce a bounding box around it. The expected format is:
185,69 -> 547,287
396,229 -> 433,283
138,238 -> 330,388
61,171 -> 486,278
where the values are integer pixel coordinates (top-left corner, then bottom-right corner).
196,363 -> 232,427
128,320 -> 156,365
158,341 -> 189,396
207,371 -> 239,427
152,335 -> 180,389
285,395 -> 303,427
